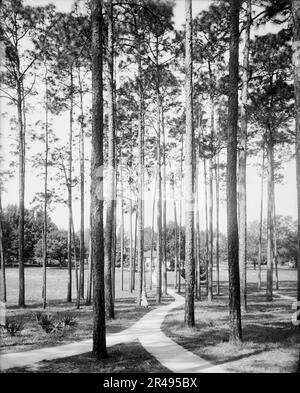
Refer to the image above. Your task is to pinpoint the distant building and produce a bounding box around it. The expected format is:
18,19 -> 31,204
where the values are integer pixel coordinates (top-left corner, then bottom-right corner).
144,250 -> 157,271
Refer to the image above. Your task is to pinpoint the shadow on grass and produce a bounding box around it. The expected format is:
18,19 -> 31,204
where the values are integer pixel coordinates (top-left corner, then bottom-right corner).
2,341 -> 170,373
162,280 -> 299,371
1,293 -> 174,354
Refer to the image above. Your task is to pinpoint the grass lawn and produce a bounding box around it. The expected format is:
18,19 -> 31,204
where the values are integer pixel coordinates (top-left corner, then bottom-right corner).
1,341 -> 170,373
1,267 -> 174,355
162,266 -> 300,373
2,265 -> 300,373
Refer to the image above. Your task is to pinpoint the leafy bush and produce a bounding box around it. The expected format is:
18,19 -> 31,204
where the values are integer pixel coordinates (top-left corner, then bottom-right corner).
2,319 -> 24,336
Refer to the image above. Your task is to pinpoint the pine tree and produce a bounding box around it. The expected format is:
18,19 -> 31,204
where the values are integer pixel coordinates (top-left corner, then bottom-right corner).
292,0 -> 300,321
227,0 -> 242,342
238,0 -> 252,312
184,0 -> 195,327
104,0 -> 115,319
91,0 -> 107,360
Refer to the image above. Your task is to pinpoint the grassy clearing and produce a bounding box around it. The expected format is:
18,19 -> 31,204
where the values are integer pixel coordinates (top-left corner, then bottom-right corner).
3,266 -> 164,306
1,340 -> 170,373
1,267 -> 174,355
162,275 -> 300,373
0,298 -> 163,354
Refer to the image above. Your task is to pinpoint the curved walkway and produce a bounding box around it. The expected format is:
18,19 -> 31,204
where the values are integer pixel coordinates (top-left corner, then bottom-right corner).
0,288 -> 225,373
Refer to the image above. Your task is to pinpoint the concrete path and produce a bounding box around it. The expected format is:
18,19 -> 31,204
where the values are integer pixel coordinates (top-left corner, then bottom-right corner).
0,288 -> 225,373
131,289 -> 226,373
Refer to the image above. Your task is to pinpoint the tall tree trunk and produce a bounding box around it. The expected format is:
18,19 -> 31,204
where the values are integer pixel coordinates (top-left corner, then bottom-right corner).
0,190 -> 6,303
104,0 -> 115,319
208,87 -> 214,302
79,68 -> 85,299
112,175 -> 117,304
42,63 -> 49,309
67,67 -> 73,303
273,196 -> 279,290
195,154 -> 201,300
172,173 -> 179,289
129,138 -> 134,292
227,0 -> 242,342
91,0 -> 107,360
215,151 -> 220,296
17,74 -> 25,308
203,155 -> 209,295
129,189 -> 133,293
0,42 -> 6,304
136,34 -> 146,307
85,238 -> 92,306
156,137 -> 162,304
178,133 -> 184,294
184,0 -> 195,327
170,171 -> 179,291
156,38 -> 162,304
71,214 -> 80,309
120,150 -> 125,291
258,147 -> 265,290
162,107 -> 167,295
150,171 -> 158,291
238,0 -> 251,313
133,205 -> 138,290
214,105 -> 220,294
266,128 -> 275,302
292,0 -> 300,325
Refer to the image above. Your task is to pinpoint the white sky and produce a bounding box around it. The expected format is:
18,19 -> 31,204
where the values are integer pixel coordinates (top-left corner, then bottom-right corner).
1,0 -> 297,236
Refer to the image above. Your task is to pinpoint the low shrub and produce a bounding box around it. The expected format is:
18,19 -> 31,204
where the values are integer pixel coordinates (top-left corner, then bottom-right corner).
36,312 -> 55,333
59,313 -> 78,330
2,319 -> 24,336
35,311 -> 77,334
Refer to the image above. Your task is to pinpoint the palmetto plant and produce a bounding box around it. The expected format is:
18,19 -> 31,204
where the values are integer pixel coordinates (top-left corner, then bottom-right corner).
35,311 -> 77,333
2,319 -> 24,336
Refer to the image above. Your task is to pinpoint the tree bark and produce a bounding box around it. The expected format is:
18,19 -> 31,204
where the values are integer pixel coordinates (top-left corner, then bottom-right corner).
112,174 -> 117,303
178,133 -> 184,294
208,92 -> 214,302
170,171 -> 179,291
184,0 -> 195,327
42,63 -> 49,309
150,170 -> 158,291
156,38 -> 162,305
71,214 -> 80,309
227,0 -> 242,342
129,196 -> 133,292
258,147 -> 265,290
266,128 -> 275,302
67,67 -> 73,303
215,151 -> 220,296
292,0 -> 300,323
91,0 -> 107,360
195,152 -> 201,300
85,238 -> 92,306
17,75 -> 25,308
0,190 -> 6,303
78,68 -> 85,299
273,198 -> 279,290
120,149 -> 125,291
203,154 -> 209,296
162,107 -> 167,295
0,41 -> 6,304
104,0 -> 115,319
238,0 -> 251,313
136,34 -> 146,307
133,205 -> 138,291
